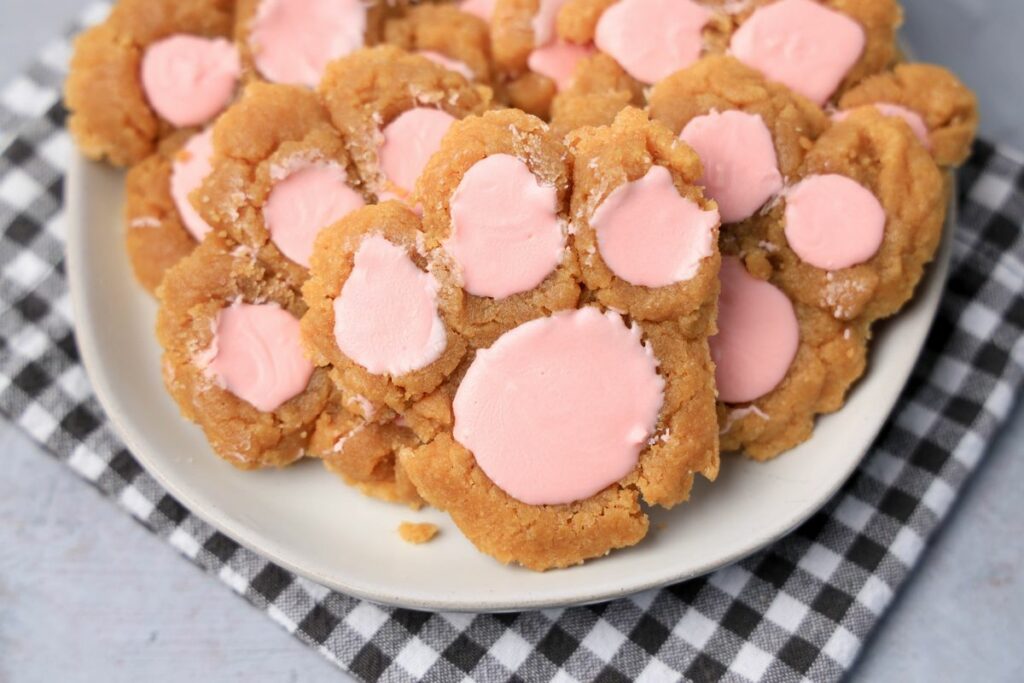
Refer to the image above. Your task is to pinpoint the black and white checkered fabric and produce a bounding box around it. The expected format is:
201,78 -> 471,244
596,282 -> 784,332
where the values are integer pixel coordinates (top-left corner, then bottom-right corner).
3,5 -> 1023,682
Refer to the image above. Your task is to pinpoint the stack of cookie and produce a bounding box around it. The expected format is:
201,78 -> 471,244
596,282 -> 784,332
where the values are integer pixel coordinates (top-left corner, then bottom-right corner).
66,0 -> 978,570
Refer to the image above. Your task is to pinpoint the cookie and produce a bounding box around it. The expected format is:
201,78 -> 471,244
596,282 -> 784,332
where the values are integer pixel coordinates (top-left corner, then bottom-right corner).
124,128 -> 217,294
301,201 -> 468,414
728,0 -> 902,105
234,0 -> 388,87
567,107 -> 720,324
156,234 -> 332,469
712,254 -> 869,460
648,55 -> 830,224
415,108 -> 580,348
195,81 -> 368,287
384,4 -> 494,85
66,0 -> 240,166
317,46 -> 492,202
732,108 -> 946,325
837,63 -> 980,167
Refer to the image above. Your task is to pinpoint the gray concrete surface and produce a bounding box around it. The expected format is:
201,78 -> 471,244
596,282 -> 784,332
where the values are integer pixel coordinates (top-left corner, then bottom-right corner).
1,1 -> 1022,681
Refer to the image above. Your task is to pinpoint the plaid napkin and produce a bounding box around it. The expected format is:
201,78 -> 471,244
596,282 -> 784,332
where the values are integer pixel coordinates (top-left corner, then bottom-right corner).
3,6 -> 1023,682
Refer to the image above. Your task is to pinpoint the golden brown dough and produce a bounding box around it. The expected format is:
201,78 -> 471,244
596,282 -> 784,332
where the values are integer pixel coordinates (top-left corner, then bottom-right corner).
156,234 -> 332,469
838,63 -> 979,167
415,109 -> 580,348
301,201 -> 468,413
195,81 -> 367,288
66,0 -> 236,166
123,131 -> 201,294
398,522 -> 439,543
549,53 -> 644,137
317,46 -> 492,200
567,107 -> 720,324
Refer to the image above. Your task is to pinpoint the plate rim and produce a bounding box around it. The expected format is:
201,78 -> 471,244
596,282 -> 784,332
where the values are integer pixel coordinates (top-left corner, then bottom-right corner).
65,151 -> 953,611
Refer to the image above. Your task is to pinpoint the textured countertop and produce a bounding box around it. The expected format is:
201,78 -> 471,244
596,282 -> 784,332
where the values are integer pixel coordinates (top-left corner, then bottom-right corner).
1,1 -> 1021,681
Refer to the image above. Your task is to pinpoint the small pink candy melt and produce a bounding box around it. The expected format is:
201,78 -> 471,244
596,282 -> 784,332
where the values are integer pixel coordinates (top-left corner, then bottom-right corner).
784,174 -> 886,271
250,0 -> 366,87
333,235 -> 448,376
446,154 -> 565,299
833,103 -> 932,149
710,257 -> 800,404
141,35 -> 240,128
681,110 -> 783,223
202,302 -> 314,412
418,51 -> 475,80
379,108 -> 458,196
595,0 -> 712,85
263,162 -> 365,268
170,129 -> 216,242
730,0 -> 865,105
527,41 -> 595,91
453,308 -> 665,506
590,165 -> 718,288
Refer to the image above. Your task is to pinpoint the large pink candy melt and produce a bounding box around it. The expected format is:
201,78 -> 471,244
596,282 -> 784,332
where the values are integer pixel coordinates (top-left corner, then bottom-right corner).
170,129 -> 216,242
591,165 -> 718,287
263,162 -> 365,267
532,0 -> 570,46
730,0 -> 865,105
833,103 -> 932,149
527,41 -> 595,91
453,308 -> 664,506
784,174 -> 886,270
250,0 -> 366,87
446,154 -> 564,299
141,35 -> 240,128
379,108 -> 458,195
203,302 -> 314,412
419,51 -> 475,80
710,257 -> 799,404
595,0 -> 712,85
333,235 -> 447,376
681,110 -> 783,223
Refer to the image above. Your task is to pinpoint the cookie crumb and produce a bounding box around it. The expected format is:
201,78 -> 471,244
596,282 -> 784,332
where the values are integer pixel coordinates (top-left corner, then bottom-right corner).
399,522 -> 439,544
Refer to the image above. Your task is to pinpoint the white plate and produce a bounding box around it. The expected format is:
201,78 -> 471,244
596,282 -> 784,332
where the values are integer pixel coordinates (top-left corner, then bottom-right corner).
66,151 -> 952,612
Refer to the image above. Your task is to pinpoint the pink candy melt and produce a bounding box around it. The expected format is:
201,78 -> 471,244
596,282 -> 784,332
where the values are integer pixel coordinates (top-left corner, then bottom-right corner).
333,235 -> 447,376
681,110 -> 783,223
590,165 -> 718,288
730,0 -> 865,105
710,257 -> 799,404
527,41 -> 595,91
418,51 -> 475,80
595,0 -> 712,85
453,308 -> 664,506
141,35 -> 240,128
263,162 -> 365,267
833,103 -> 931,149
170,129 -> 216,242
250,0 -> 366,87
203,302 -> 314,412
784,174 -> 886,270
446,154 -> 565,299
379,108 -> 457,195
